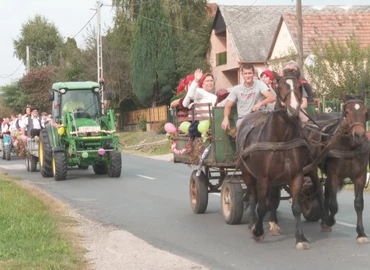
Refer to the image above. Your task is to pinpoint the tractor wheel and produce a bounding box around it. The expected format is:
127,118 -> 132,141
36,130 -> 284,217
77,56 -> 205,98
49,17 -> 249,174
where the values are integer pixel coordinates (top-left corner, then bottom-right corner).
93,163 -> 108,175
52,152 -> 67,181
39,129 -> 53,177
30,156 -> 38,172
107,152 -> 122,178
78,165 -> 89,170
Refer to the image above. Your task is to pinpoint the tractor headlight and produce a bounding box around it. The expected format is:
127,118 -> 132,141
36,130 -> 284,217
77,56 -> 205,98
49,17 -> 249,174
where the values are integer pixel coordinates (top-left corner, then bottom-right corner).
94,87 -> 100,93
59,88 -> 67,94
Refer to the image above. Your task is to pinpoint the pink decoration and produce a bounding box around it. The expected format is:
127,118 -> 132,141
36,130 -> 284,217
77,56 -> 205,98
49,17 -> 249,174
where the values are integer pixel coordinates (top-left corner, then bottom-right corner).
98,148 -> 105,155
21,135 -> 28,142
13,140 -> 18,147
164,123 -> 176,134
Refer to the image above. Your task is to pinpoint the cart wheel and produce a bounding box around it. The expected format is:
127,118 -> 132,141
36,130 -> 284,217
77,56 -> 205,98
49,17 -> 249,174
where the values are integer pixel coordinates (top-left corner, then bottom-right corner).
221,178 -> 244,224
301,182 -> 321,222
189,170 -> 209,214
25,156 -> 30,171
30,156 -> 38,172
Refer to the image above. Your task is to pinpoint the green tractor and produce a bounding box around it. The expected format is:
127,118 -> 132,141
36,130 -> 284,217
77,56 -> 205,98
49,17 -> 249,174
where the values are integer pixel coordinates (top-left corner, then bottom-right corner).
39,81 -> 122,181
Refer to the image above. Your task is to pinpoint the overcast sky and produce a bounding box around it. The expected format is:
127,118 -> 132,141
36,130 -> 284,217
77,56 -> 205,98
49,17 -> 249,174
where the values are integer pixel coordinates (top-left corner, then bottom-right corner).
0,0 -> 369,87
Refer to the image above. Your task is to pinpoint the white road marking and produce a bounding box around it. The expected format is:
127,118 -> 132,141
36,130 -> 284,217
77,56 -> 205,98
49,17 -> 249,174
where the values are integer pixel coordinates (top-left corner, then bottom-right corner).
336,220 -> 356,228
136,174 -> 155,180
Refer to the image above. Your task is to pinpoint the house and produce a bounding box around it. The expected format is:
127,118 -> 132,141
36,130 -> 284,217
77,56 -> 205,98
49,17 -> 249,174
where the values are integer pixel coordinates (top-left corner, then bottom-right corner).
208,5 -> 370,90
268,13 -> 370,63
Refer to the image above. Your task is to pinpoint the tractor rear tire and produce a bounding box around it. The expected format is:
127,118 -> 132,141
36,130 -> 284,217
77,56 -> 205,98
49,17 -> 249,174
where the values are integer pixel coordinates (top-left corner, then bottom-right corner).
93,163 -> 108,175
30,156 -> 38,172
108,152 -> 122,178
39,129 -> 53,177
52,152 -> 67,181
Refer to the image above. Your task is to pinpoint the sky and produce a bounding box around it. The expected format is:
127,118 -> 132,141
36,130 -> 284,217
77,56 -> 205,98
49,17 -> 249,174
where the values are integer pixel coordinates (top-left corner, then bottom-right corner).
0,0 -> 369,87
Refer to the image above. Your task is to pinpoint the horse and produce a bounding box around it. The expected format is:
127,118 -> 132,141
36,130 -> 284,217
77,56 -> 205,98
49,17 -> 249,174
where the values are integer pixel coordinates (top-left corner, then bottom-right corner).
236,75 -> 315,249
316,93 -> 370,244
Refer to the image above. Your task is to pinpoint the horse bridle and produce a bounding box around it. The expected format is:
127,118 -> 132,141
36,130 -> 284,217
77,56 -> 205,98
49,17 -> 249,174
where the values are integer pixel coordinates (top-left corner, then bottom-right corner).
342,99 -> 366,131
276,76 -> 302,106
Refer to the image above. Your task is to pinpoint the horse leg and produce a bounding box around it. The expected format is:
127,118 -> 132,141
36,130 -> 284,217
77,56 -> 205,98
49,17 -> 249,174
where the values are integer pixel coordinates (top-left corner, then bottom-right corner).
269,187 -> 282,236
354,172 -> 369,244
321,172 -> 332,232
291,173 -> 309,250
241,168 -> 257,233
326,170 -> 340,228
252,177 -> 268,241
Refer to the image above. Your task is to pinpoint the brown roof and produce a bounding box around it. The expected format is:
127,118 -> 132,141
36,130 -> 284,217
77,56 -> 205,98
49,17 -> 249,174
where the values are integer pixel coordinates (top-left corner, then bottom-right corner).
216,5 -> 370,62
283,13 -> 370,55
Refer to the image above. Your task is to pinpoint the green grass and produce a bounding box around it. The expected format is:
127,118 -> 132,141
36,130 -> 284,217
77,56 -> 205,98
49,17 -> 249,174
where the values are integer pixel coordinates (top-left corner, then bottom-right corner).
0,174 -> 86,270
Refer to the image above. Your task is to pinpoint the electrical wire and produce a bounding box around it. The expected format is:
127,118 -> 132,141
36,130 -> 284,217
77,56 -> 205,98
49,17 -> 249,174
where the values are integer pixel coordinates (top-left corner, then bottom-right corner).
71,12 -> 97,39
0,62 -> 24,79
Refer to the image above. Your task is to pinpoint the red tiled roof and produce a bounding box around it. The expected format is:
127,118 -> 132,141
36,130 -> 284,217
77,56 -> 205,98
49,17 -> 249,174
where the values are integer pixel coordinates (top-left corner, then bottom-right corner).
283,13 -> 370,55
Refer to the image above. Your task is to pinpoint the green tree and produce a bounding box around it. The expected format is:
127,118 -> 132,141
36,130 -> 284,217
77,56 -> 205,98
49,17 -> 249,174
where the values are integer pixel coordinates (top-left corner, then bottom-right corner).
0,82 -> 29,114
61,38 -> 87,81
13,15 -> 64,70
19,66 -> 63,112
130,1 -> 177,107
305,37 -> 370,99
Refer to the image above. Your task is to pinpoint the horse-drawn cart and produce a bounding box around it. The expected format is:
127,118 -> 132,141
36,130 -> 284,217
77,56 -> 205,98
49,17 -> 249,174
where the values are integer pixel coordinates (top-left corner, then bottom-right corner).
172,104 -> 320,225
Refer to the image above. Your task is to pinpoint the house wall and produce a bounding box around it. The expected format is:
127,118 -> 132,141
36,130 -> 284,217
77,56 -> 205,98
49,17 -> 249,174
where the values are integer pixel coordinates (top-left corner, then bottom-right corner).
208,29 -> 240,90
270,21 -> 297,60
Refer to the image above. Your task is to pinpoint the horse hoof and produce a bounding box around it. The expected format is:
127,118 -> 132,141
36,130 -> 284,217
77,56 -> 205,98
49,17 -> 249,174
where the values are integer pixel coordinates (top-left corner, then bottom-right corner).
269,222 -> 282,236
253,234 -> 265,242
356,237 -> 370,244
296,242 -> 310,250
321,224 -> 332,232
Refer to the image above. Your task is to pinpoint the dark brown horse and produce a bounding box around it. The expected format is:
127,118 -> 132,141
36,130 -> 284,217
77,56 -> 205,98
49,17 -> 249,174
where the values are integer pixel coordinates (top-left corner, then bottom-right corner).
317,93 -> 370,244
236,76 -> 313,249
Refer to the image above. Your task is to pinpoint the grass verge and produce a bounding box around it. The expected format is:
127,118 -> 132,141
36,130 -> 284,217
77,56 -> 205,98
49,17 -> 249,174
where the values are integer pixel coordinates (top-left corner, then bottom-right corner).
118,131 -> 172,156
0,172 -> 87,270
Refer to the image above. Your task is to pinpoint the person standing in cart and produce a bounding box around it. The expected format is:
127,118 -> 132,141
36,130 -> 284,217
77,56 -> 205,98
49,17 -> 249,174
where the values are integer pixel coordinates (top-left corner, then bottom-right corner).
21,106 -> 42,138
221,63 -> 276,132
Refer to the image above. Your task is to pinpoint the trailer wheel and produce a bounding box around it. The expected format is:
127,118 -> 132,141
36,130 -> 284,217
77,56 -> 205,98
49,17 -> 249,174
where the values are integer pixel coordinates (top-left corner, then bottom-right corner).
108,152 -> 122,178
301,180 -> 321,222
30,156 -> 38,172
93,163 -> 108,175
5,145 -> 11,161
52,152 -> 67,181
189,170 -> 209,214
221,178 -> 244,225
39,129 -> 53,177
25,156 -> 30,171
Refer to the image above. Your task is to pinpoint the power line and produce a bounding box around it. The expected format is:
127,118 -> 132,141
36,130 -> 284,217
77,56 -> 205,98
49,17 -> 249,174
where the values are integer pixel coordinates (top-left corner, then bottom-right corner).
0,62 -> 24,79
71,12 -> 97,39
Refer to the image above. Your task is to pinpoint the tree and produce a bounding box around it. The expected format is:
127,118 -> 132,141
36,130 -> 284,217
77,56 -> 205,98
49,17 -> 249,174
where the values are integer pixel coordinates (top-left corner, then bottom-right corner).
306,37 -> 370,99
0,82 -> 29,114
13,15 -> 64,70
19,66 -> 64,113
130,1 -> 177,107
61,38 -> 87,81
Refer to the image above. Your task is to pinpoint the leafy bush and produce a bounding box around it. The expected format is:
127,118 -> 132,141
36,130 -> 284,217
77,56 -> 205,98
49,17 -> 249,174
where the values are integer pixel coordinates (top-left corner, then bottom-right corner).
156,121 -> 167,134
137,115 -> 147,131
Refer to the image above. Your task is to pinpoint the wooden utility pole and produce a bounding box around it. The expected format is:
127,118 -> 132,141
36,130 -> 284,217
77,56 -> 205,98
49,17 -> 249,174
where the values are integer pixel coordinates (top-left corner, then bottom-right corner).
296,0 -> 304,72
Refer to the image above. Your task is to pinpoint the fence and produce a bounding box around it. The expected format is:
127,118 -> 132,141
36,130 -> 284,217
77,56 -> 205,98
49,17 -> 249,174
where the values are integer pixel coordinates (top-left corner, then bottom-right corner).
120,105 -> 168,131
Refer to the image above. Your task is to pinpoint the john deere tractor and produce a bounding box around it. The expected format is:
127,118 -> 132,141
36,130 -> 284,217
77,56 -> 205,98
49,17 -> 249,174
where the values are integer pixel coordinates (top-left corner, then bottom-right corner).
39,81 -> 122,181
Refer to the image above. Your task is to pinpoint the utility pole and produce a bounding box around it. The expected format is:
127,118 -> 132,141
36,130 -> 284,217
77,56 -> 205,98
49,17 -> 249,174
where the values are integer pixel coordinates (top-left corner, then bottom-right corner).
296,0 -> 304,72
26,46 -> 30,74
96,0 -> 104,113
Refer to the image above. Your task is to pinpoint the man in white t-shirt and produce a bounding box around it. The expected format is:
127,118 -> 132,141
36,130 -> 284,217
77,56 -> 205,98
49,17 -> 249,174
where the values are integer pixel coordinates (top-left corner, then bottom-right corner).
221,63 -> 276,131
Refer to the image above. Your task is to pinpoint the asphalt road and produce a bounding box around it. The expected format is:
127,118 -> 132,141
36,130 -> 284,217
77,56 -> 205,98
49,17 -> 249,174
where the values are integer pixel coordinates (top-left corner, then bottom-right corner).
1,154 -> 370,270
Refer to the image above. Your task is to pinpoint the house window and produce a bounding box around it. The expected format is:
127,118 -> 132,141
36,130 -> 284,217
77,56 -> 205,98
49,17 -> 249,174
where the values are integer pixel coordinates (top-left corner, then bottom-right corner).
216,52 -> 227,66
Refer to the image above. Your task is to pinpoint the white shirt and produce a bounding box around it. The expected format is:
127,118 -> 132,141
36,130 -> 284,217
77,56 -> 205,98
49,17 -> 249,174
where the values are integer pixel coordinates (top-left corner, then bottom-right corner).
20,116 -> 41,129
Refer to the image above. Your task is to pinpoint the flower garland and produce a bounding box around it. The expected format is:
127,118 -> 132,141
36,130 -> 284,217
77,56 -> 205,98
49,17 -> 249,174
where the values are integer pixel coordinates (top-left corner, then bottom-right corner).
171,140 -> 191,155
